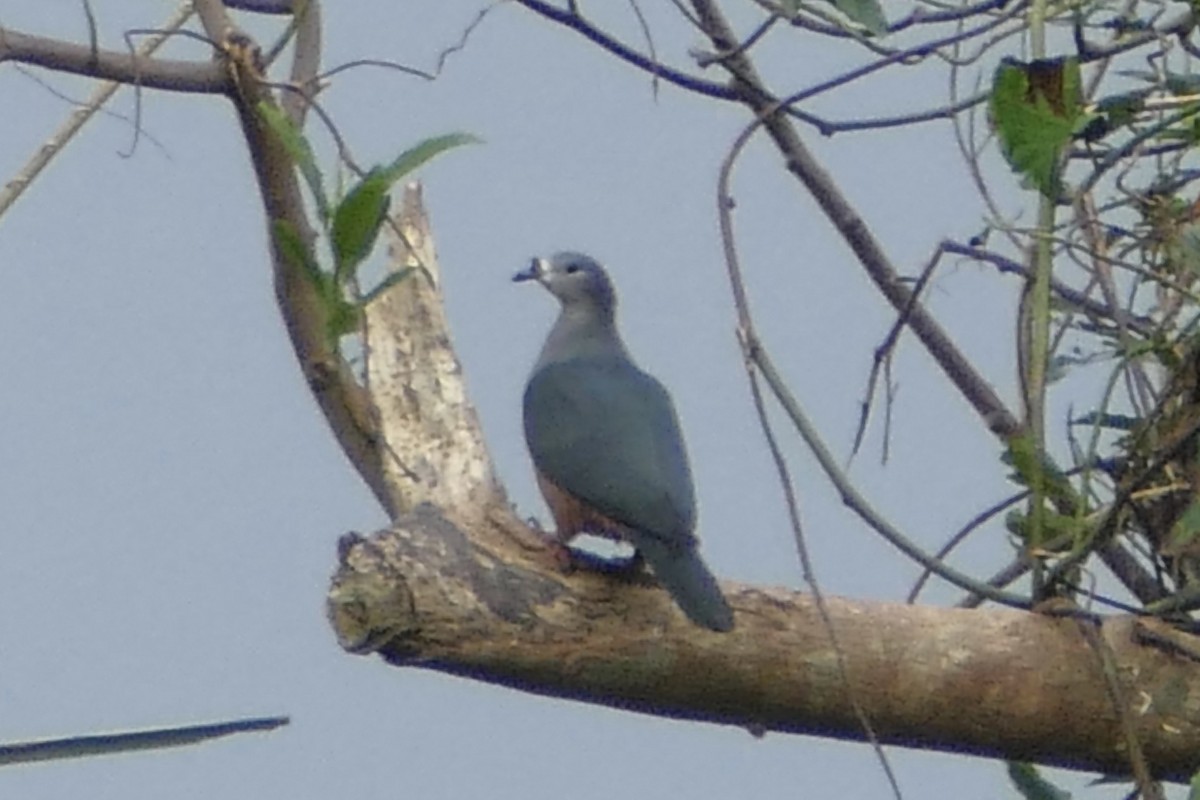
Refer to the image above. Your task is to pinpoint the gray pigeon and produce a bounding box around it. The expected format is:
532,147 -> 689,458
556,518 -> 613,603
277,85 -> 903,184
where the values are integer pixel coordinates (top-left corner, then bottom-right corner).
515,251 -> 734,632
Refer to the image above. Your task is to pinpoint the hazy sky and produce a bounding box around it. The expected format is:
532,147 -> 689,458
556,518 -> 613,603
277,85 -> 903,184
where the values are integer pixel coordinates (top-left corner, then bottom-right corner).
0,2 -> 1172,798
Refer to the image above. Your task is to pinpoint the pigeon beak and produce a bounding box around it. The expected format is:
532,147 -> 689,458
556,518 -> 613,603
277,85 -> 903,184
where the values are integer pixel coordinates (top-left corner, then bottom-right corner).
513,257 -> 547,283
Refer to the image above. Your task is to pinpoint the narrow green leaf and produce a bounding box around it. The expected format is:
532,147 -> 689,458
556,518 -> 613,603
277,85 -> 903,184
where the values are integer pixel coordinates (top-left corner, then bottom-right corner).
1077,91 -> 1146,142
271,219 -> 325,288
329,133 -> 477,283
274,219 -> 350,345
1004,432 -> 1042,488
257,102 -> 330,223
826,0 -> 887,35
378,132 -> 482,187
360,267 -> 416,306
1007,761 -> 1072,800
1046,354 -> 1072,384
0,716 -> 288,766
1158,119 -> 1200,144
1167,499 -> 1200,555
1003,432 -> 1076,509
331,171 -> 391,282
1170,220 -> 1200,274
327,296 -> 363,341
1188,767 -> 1200,800
1070,411 -> 1139,430
1095,91 -> 1146,125
1165,73 -> 1200,96
1114,69 -> 1200,95
1004,509 -> 1087,545
990,58 -> 1084,198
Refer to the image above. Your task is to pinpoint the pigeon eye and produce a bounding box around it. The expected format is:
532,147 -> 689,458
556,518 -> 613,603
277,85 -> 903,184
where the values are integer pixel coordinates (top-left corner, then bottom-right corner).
565,264 -> 581,274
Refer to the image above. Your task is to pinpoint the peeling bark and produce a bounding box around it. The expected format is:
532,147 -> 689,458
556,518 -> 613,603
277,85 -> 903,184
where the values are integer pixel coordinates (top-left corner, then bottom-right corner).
362,186 -> 503,522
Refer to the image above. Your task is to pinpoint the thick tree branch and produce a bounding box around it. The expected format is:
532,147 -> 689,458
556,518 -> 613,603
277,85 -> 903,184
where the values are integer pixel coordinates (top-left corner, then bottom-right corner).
216,17 -> 393,511
0,26 -> 228,93
328,507 -> 1200,782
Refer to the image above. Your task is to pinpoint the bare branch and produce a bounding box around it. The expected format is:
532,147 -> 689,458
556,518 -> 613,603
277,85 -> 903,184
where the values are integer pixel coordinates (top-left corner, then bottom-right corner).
778,9 -> 1021,107
0,3 -> 193,220
813,92 -> 985,135
715,114 -> 1030,606
434,2 -> 508,77
216,21 -> 393,511
943,241 -> 1156,336
319,59 -> 435,83
281,0 -> 322,125
513,0 -> 738,102
690,0 -> 1022,440
0,26 -> 228,92
223,0 -> 297,12
736,330 -> 904,799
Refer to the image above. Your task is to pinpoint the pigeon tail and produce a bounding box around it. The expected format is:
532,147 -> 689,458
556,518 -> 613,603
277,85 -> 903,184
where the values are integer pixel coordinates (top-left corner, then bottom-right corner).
628,533 -> 734,632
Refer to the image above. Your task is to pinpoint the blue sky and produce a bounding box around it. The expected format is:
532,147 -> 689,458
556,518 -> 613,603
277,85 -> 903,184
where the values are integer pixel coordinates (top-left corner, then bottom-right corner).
0,2 -> 1170,798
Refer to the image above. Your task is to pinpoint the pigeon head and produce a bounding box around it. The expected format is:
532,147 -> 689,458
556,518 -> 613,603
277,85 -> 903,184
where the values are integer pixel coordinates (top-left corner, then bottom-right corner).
513,251 -> 616,316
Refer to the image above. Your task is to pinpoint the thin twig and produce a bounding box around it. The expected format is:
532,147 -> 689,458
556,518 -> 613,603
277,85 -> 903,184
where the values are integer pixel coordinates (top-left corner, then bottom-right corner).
907,489 -> 1030,603
0,3 -> 196,221
1075,617 -> 1162,799
713,77 -> 1032,607
513,0 -> 737,101
434,2 -> 507,76
852,244 -> 947,461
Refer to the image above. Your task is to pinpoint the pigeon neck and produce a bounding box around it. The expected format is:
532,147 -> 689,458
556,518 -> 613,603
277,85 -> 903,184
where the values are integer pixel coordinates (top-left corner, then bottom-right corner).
537,305 -> 629,366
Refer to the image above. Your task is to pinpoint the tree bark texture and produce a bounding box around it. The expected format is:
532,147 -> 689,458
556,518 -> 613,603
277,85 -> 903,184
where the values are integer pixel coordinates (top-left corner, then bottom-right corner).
329,509 -> 1200,781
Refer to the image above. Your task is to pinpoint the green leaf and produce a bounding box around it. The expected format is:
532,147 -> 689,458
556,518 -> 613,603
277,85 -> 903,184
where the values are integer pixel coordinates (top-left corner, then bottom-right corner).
1003,432 -> 1076,509
0,716 -> 288,766
378,132 -> 482,186
1095,91 -> 1146,125
990,58 -> 1084,198
1167,498 -> 1200,555
1004,509 -> 1087,545
826,0 -> 887,35
331,170 -> 391,282
1169,220 -> 1200,273
257,102 -> 329,223
1007,761 -> 1072,800
330,133 -> 478,284
1158,119 -> 1200,144
1165,73 -> 1200,96
1188,767 -> 1200,800
273,219 -> 358,345
1115,69 -> 1200,95
360,267 -> 416,306
1077,91 -> 1146,142
327,295 -> 363,341
1046,354 -> 1072,384
271,219 -> 325,287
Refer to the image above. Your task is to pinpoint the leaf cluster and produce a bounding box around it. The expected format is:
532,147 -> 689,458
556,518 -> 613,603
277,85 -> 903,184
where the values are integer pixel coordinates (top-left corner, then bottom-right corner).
259,102 -> 478,345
